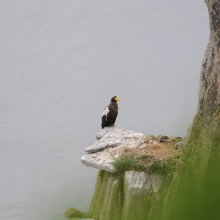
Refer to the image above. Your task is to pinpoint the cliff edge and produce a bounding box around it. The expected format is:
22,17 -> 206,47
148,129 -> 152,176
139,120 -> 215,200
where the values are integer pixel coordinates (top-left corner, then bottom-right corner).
65,126 -> 181,220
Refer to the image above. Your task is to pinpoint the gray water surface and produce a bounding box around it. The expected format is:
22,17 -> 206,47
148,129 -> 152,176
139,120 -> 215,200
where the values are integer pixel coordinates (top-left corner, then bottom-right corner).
0,1 -> 209,220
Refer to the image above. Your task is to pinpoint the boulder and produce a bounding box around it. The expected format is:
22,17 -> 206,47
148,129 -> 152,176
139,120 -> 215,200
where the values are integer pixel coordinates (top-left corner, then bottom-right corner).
81,126 -> 145,172
86,126 -> 145,153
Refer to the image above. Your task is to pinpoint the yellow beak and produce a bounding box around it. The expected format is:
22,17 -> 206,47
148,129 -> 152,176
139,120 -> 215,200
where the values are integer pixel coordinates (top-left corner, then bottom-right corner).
115,97 -> 120,101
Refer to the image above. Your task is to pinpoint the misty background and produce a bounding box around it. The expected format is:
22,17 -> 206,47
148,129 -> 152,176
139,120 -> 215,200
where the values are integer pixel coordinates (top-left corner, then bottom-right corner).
0,0 -> 209,220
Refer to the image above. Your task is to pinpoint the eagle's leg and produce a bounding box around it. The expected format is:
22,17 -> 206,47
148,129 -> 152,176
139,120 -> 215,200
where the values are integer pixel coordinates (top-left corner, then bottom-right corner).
111,118 -> 116,127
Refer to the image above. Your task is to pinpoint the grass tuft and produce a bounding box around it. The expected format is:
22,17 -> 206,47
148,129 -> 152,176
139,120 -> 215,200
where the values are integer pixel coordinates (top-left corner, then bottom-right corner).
112,152 -> 174,175
111,152 -> 146,174
148,160 -> 169,174
111,135 -> 181,175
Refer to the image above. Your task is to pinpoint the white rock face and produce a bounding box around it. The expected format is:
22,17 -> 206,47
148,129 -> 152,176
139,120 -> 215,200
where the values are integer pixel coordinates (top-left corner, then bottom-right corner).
86,126 -> 145,153
87,170 -> 166,220
150,173 -> 164,193
81,126 -> 145,172
122,171 -> 152,220
89,171 -> 123,220
81,150 -> 116,172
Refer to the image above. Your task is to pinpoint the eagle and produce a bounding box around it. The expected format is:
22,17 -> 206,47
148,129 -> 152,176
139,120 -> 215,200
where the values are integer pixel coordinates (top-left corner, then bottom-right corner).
101,96 -> 120,129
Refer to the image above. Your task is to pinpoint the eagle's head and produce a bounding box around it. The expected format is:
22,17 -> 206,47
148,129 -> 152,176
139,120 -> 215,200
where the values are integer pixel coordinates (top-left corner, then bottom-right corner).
111,96 -> 120,103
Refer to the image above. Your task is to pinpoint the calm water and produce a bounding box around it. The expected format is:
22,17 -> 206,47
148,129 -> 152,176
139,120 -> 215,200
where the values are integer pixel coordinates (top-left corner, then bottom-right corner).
0,1 -> 209,220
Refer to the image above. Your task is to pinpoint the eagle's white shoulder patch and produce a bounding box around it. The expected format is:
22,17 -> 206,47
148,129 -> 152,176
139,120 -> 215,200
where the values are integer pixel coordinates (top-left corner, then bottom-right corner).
102,107 -> 110,117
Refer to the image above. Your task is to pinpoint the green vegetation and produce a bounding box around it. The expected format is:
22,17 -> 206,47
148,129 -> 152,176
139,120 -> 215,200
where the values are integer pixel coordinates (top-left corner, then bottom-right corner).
148,160 -> 169,174
98,170 -> 105,180
111,151 -> 175,175
111,152 -> 146,174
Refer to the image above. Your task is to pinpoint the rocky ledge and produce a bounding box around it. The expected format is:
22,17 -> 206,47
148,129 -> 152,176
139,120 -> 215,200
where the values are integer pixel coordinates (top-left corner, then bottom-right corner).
66,126 -> 182,220
81,126 -> 145,172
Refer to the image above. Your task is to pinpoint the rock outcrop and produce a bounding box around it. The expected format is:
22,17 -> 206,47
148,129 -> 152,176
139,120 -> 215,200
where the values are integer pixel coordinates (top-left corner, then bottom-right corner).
122,171 -> 152,220
162,1 -> 220,219
81,126 -> 145,172
65,126 -> 175,220
88,170 -> 166,220
64,2 -> 220,219
89,171 -> 123,220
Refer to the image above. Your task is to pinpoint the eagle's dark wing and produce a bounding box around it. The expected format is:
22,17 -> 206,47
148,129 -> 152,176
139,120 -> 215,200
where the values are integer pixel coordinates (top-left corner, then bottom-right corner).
101,106 -> 110,129
107,106 -> 118,126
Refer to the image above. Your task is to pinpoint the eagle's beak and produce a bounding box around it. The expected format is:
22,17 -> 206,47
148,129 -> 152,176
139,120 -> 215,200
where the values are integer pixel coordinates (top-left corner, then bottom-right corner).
115,97 -> 120,101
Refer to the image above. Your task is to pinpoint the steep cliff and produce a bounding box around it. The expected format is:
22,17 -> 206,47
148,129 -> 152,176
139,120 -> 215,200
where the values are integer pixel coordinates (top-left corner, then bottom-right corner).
162,1 -> 220,219
65,126 -> 180,220
88,171 -> 166,220
63,3 -> 220,219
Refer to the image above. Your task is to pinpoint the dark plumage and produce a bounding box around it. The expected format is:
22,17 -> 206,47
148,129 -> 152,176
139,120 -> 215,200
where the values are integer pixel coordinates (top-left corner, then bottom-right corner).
101,96 -> 119,129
